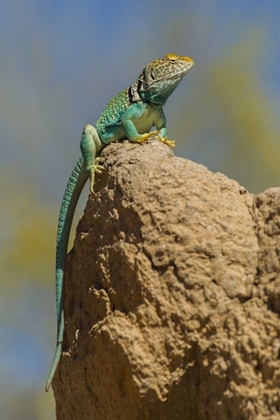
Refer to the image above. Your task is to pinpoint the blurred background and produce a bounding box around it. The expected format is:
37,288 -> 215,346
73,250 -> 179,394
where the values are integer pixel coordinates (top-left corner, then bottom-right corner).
1,0 -> 280,418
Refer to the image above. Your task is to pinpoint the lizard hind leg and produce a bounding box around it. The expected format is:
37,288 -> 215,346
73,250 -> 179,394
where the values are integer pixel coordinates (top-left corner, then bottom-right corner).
80,124 -> 105,194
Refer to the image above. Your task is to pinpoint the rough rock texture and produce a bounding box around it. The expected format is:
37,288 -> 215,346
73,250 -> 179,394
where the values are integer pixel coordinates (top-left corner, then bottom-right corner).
53,141 -> 280,420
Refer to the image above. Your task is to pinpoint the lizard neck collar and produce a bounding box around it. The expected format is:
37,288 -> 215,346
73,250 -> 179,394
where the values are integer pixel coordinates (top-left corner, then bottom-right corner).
128,79 -> 145,103
128,80 -> 159,106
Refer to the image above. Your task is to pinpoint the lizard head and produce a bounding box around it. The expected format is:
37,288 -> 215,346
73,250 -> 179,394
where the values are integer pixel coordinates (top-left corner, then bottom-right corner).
131,54 -> 194,106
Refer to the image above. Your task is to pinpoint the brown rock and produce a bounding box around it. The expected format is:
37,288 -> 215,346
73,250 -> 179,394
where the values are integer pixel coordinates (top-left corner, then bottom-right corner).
53,141 -> 280,420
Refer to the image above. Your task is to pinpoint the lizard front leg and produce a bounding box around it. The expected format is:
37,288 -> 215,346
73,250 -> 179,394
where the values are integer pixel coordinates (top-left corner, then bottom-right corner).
154,110 -> 176,148
122,118 -> 158,144
121,104 -> 158,145
80,124 -> 105,193
122,106 -> 176,148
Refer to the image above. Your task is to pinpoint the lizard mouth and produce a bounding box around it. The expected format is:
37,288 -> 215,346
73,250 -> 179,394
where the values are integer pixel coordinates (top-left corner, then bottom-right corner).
142,67 -> 194,90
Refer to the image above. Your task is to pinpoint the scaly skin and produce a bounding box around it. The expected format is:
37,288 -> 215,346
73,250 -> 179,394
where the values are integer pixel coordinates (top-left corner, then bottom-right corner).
45,54 -> 194,391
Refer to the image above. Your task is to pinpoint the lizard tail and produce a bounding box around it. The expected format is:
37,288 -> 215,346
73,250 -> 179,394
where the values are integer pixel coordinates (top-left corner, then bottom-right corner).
45,157 -> 88,392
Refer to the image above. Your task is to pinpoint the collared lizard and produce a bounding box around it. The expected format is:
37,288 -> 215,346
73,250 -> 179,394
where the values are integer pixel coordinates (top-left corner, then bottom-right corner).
45,53 -> 194,391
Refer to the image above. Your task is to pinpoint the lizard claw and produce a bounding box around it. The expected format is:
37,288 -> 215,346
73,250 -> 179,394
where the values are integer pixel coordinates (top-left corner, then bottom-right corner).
156,136 -> 176,148
94,165 -> 104,174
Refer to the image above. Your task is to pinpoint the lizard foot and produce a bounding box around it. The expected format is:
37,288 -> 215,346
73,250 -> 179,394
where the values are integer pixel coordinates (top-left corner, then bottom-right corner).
156,136 -> 176,148
136,130 -> 159,144
88,158 -> 105,194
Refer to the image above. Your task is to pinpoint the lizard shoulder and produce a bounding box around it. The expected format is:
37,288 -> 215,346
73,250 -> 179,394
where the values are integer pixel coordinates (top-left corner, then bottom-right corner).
96,89 -> 131,134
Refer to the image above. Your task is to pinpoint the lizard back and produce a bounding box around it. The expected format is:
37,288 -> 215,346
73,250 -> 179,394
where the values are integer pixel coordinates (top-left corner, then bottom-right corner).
96,89 -> 131,135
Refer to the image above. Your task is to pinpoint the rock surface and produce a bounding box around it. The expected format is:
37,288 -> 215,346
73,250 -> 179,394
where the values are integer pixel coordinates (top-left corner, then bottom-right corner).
53,141 -> 280,420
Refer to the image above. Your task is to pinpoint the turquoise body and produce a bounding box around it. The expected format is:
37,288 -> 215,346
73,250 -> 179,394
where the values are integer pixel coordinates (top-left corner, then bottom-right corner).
96,89 -> 166,144
45,54 -> 194,391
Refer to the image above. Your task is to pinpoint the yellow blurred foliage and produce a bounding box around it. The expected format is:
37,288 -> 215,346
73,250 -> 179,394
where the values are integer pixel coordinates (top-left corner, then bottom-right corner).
1,177 -> 56,287
209,31 -> 280,190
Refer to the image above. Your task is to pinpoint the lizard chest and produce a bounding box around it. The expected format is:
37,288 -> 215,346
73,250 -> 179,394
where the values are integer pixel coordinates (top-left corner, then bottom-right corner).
133,103 -> 162,134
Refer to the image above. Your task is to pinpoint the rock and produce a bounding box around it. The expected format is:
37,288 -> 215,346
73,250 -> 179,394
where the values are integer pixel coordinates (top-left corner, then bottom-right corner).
53,141 -> 280,420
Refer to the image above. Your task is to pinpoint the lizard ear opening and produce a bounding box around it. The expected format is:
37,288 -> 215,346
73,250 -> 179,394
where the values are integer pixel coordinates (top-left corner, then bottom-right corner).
150,69 -> 156,81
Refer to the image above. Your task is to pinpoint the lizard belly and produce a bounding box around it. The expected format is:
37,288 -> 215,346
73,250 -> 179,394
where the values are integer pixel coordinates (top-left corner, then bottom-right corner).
133,105 -> 161,134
